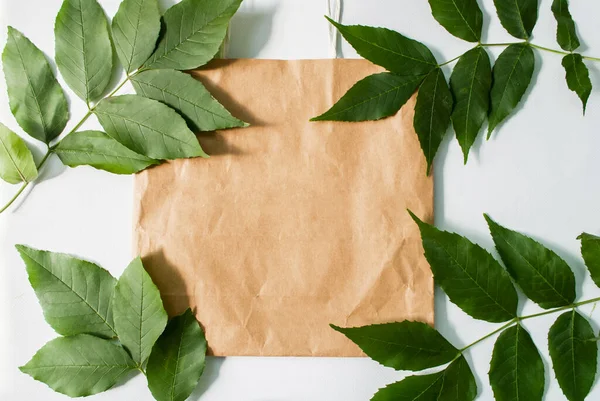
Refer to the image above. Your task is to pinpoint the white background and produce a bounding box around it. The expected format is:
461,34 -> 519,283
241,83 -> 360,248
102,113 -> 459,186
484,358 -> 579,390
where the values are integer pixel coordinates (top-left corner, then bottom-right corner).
1,0 -> 600,400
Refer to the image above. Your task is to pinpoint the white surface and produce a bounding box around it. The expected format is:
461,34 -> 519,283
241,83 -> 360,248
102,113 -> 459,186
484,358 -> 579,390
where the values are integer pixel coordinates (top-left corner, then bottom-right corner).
2,0 -> 600,400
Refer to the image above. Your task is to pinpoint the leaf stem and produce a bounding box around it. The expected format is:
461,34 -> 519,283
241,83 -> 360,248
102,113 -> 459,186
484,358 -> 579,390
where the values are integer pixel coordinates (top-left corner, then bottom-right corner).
0,73 -> 135,215
0,148 -> 54,214
438,54 -> 462,67
458,296 -> 600,353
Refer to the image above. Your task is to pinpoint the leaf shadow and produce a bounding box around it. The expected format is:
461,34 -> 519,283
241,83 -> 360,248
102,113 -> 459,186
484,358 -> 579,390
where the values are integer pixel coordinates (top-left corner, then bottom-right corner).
188,356 -> 225,400
478,0 -> 494,44
197,131 -> 246,157
226,7 -> 277,58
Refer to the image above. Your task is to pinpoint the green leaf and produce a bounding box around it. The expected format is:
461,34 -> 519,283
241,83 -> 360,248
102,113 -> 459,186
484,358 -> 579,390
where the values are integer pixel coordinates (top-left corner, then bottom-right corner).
146,309 -> 207,401
310,73 -> 423,122
131,69 -> 247,131
548,310 -> 597,401
562,53 -> 591,114
370,356 -> 476,401
371,372 -> 445,401
20,334 -> 136,397
144,0 -> 243,70
493,0 -> 539,39
485,214 -> 576,308
450,46 -> 492,163
326,17 -> 438,76
16,245 -> 117,338
330,321 -> 459,371
113,257 -> 168,366
413,68 -> 453,175
487,44 -> 535,137
428,0 -> 483,42
410,211 -> 518,322
112,0 -> 161,74
578,232 -> 600,288
94,95 -> 208,160
489,323 -> 545,401
552,0 -> 580,51
55,130 -> 158,174
2,27 -> 69,143
0,123 -> 37,184
438,355 -> 477,401
55,0 -> 113,103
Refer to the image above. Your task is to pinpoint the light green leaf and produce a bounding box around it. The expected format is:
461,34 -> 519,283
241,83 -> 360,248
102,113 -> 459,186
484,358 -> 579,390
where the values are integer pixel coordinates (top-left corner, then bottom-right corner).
0,123 -> 37,184
326,17 -> 438,76
131,69 -> 247,131
55,0 -> 113,103
112,0 -> 161,73
428,0 -> 483,42
487,44 -> 535,137
562,53 -> 591,114
371,372 -> 445,401
371,356 -> 476,401
493,0 -> 539,39
548,310 -> 597,401
20,334 -> 136,397
55,130 -> 158,174
410,211 -> 518,323
578,232 -> 600,289
552,0 -> 580,52
413,68 -> 453,175
16,245 -> 117,338
485,214 -> 576,309
330,321 -> 459,371
146,309 -> 207,401
438,355 -> 477,401
2,27 -> 68,143
94,95 -> 208,160
144,0 -> 243,70
310,73 -> 423,122
450,46 -> 492,163
113,257 -> 168,366
489,323 -> 544,401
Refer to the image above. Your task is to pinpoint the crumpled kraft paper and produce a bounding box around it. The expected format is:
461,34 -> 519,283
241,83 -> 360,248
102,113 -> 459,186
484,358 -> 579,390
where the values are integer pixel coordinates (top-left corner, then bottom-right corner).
133,59 -> 434,356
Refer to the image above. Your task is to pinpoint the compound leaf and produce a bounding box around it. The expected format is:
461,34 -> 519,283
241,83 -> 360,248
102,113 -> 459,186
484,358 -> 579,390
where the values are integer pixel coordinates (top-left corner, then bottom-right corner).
16,245 -> 117,338
3,27 -> 68,143
487,44 -> 535,137
146,309 -> 207,401
450,46 -> 492,163
131,69 -> 247,131
144,0 -> 243,70
414,68 -> 453,175
552,0 -> 580,51
548,310 -> 597,401
56,130 -> 158,174
20,334 -> 136,397
310,73 -> 423,122
94,95 -> 208,160
112,0 -> 161,73
113,257 -> 168,365
326,17 -> 438,76
0,123 -> 37,184
330,321 -> 459,371
55,0 -> 113,103
493,0 -> 539,39
485,214 -> 576,309
428,0 -> 483,42
410,211 -> 518,323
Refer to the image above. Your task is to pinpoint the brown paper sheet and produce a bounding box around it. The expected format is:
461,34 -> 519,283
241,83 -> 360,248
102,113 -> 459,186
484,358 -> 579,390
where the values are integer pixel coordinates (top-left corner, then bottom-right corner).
133,59 -> 434,357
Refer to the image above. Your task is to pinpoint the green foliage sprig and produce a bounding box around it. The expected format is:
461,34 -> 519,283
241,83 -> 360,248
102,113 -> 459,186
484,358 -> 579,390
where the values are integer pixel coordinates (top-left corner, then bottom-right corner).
0,0 -> 247,214
333,212 -> 600,401
17,246 -> 207,401
312,0 -> 598,172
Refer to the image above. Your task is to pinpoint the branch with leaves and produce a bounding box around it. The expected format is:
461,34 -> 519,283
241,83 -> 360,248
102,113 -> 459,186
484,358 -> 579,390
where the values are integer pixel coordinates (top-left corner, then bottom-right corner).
312,0 -> 595,173
0,0 -> 247,215
17,246 -> 206,401
333,212 -> 600,401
